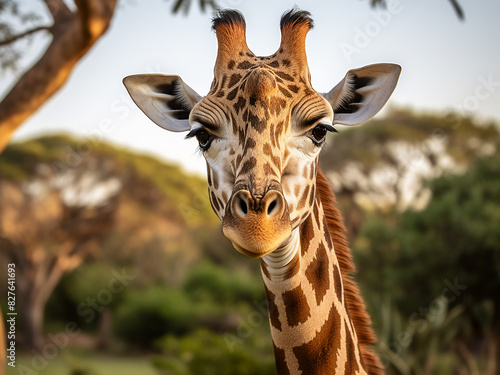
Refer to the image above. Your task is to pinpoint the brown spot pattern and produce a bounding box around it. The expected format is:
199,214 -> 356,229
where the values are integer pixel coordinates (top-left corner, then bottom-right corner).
269,96 -> 287,115
305,242 -> 330,305
283,285 -> 311,327
245,137 -> 256,150
248,112 -> 266,133
237,60 -> 254,69
210,191 -> 220,212
265,288 -> 282,331
275,71 -> 294,82
228,73 -> 242,88
299,214 -> 315,256
278,85 -> 292,98
233,96 -> 246,114
240,157 -> 257,175
333,262 -> 342,303
263,162 -> 274,176
263,143 -> 280,168
226,87 -> 239,100
308,185 -> 315,206
293,304 -> 342,374
344,325 -> 360,374
297,185 -> 310,211
273,345 -> 290,375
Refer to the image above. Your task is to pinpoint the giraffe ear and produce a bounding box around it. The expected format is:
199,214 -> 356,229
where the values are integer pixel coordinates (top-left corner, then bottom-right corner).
322,64 -> 401,126
123,74 -> 202,132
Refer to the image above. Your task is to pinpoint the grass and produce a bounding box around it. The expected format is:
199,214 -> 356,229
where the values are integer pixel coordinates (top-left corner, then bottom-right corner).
6,350 -> 157,375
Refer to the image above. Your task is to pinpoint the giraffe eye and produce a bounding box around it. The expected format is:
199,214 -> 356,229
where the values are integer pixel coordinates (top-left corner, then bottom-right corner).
195,130 -> 211,147
311,125 -> 328,144
186,127 -> 214,150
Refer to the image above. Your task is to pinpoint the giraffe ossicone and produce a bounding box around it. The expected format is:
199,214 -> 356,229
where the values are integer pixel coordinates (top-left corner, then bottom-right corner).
124,8 -> 400,375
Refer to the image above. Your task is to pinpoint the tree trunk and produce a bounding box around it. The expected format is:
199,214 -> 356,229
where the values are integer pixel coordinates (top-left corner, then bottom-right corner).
97,308 -> 112,351
20,288 -> 46,352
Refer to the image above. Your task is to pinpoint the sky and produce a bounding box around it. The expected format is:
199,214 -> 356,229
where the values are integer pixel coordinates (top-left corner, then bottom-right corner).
2,0 -> 500,176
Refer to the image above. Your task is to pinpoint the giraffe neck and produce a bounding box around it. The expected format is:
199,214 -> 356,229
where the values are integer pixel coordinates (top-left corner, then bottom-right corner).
260,169 -> 382,375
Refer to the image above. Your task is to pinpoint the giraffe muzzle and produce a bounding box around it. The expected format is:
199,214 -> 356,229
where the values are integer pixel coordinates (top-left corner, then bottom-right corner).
222,189 -> 292,258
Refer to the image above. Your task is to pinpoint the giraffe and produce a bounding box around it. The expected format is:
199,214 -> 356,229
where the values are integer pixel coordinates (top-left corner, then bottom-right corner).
124,9 -> 400,374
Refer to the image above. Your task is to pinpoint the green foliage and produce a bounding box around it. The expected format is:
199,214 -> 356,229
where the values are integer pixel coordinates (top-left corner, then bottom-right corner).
114,286 -> 205,348
356,154 -> 500,313
0,135 -> 68,180
355,155 -> 500,372
321,108 -> 500,171
6,352 -> 157,375
113,259 -> 268,349
183,261 -> 265,305
151,329 -> 275,375
46,263 -> 130,331
371,297 -> 494,375
0,134 -> 216,224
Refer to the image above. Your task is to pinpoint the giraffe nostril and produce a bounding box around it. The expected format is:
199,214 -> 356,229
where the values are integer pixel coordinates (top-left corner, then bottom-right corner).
239,198 -> 248,216
231,189 -> 285,220
231,190 -> 252,219
265,191 -> 285,219
267,199 -> 278,216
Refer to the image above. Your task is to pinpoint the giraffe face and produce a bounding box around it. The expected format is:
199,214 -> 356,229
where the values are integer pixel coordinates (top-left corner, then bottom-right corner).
123,9 -> 401,258
187,59 -> 335,257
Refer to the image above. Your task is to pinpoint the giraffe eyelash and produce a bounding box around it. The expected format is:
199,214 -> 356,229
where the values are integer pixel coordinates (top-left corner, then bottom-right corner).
186,126 -> 215,151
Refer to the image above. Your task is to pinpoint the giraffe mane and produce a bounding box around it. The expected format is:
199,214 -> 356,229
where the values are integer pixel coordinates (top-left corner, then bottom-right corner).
316,168 -> 384,374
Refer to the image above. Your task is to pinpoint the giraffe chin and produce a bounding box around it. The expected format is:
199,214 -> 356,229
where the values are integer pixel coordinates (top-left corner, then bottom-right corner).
225,231 -> 293,258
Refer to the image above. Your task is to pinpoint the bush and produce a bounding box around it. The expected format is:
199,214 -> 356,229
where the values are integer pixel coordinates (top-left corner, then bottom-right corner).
114,287 -> 201,348
355,156 -> 500,320
182,261 -> 264,305
151,329 -> 275,375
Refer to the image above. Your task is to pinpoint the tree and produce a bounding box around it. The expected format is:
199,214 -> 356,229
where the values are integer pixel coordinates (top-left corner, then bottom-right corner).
355,154 -> 500,326
353,154 -> 500,374
0,0 -> 117,152
0,134 -> 216,351
0,153 -> 120,351
0,0 -> 222,153
320,109 -> 500,238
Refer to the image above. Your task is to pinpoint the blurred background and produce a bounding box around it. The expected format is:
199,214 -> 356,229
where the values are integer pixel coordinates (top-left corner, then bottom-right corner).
0,0 -> 499,374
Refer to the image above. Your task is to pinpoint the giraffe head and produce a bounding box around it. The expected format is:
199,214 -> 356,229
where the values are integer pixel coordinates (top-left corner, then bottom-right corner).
124,9 -> 400,258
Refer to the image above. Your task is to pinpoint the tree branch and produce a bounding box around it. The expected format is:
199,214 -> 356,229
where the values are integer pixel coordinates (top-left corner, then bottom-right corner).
42,0 -> 72,20
0,0 -> 117,153
0,25 -> 52,47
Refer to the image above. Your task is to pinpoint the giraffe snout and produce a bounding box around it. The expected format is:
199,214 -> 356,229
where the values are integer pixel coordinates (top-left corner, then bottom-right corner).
222,189 -> 291,258
231,190 -> 284,220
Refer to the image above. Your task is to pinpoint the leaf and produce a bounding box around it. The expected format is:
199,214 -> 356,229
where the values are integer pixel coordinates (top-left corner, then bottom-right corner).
449,0 -> 465,20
